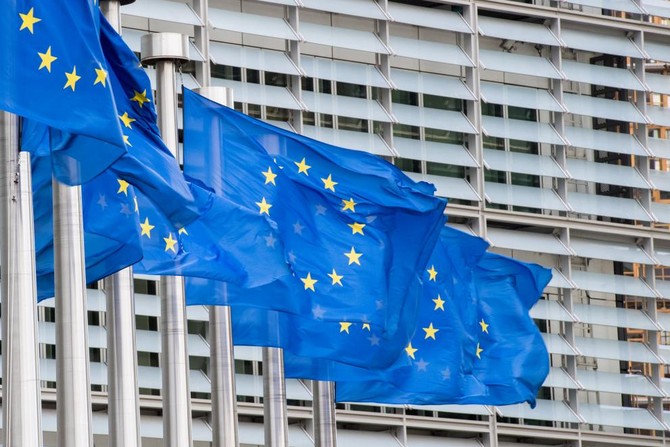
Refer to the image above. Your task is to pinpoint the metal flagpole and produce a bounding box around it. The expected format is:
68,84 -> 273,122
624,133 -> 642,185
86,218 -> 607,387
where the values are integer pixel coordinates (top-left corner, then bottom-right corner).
0,111 -> 42,447
263,347 -> 289,447
140,32 -> 193,447
99,2 -> 142,447
313,381 -> 337,447
193,87 -> 240,447
53,166 -> 93,446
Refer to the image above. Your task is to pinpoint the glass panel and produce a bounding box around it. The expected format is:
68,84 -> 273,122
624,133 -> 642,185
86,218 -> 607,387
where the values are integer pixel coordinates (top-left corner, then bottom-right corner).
548,269 -> 572,288
301,22 -> 389,54
485,182 -> 567,211
570,236 -> 653,264
560,26 -> 644,58
563,93 -> 646,123
650,169 -> 670,193
645,37 -> 670,64
338,430 -> 400,446
209,43 -> 299,76
485,150 -> 566,179
569,192 -> 651,222
386,2 -> 472,34
486,227 -> 569,255
497,399 -> 580,423
564,126 -> 647,156
573,303 -> 657,330
482,116 -> 563,145
301,0 -> 387,20
301,125 -> 393,157
580,403 -> 664,431
542,333 -> 577,356
530,300 -> 574,322
576,337 -> 660,363
302,56 -> 389,88
479,49 -> 562,79
566,158 -> 648,189
655,312 -> 670,331
390,36 -> 473,67
561,59 -> 645,91
234,346 -> 262,361
651,202 -> 670,225
578,370 -> 662,397
209,9 -> 298,40
394,138 -> 476,167
405,173 -> 479,201
646,72 -> 670,96
572,270 -> 656,298
211,78 -> 301,110
144,67 -> 199,90
544,367 -> 579,389
121,0 -> 203,25
302,91 -> 391,122
647,104 -> 670,127
642,0 -> 670,18
406,435 -> 481,447
481,82 -> 562,112
478,16 -> 560,46
391,69 -> 474,100
393,104 -> 476,134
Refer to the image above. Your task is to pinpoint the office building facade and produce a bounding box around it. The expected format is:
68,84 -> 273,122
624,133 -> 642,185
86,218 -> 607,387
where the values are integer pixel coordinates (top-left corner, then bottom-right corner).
24,0 -> 670,445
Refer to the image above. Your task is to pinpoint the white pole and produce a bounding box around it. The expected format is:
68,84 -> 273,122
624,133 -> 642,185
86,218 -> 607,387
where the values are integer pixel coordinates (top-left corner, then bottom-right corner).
140,32 -> 193,447
0,112 -> 43,447
263,347 -> 289,447
313,381 -> 337,447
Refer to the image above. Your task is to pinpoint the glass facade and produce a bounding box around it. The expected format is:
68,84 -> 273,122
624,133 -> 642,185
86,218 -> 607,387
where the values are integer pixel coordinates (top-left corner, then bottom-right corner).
24,0 -> 670,445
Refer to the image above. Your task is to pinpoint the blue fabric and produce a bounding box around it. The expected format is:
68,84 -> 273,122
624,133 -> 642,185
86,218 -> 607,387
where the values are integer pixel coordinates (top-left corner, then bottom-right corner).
23,15 -> 198,226
333,229 -> 552,407
3,0 -> 126,183
182,88 -> 446,331
133,182 -> 292,289
32,155 -> 143,301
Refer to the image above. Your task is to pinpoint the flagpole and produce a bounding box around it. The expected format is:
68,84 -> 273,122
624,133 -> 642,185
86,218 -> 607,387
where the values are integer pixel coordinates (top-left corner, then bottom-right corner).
53,173 -> 93,447
194,87 -> 240,447
141,32 -> 193,447
263,347 -> 289,446
0,112 -> 42,447
98,2 -> 142,447
313,381 -> 337,447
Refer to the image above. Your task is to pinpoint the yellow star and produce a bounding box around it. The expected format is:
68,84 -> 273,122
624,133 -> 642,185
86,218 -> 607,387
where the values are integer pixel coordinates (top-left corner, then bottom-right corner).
255,197 -> 272,215
427,265 -> 438,281
344,247 -> 362,266
139,217 -> 155,238
93,66 -> 107,87
339,322 -> 352,334
476,343 -> 483,359
123,135 -> 132,147
321,174 -> 337,191
178,227 -> 188,235
423,323 -> 439,340
294,157 -> 311,175
117,179 -> 130,196
63,67 -> 81,91
327,269 -> 343,286
130,89 -> 150,108
37,46 -> 57,72
262,167 -> 277,185
348,222 -> 365,235
342,198 -> 357,212
300,272 -> 317,292
479,319 -> 489,334
432,294 -> 445,311
119,112 -> 136,129
405,342 -> 418,359
362,323 -> 371,331
19,8 -> 41,33
163,233 -> 177,253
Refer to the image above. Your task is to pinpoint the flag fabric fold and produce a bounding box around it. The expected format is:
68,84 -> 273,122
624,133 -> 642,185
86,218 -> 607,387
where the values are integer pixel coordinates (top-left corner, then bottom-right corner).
182,88 -> 447,332
3,0 -> 126,183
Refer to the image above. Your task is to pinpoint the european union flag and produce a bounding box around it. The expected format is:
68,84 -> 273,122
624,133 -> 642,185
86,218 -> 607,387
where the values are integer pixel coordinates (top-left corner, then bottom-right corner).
133,181 -> 292,289
183,88 -> 446,330
23,14 -> 198,226
32,155 -> 143,301
334,229 -> 552,407
3,0 -> 126,180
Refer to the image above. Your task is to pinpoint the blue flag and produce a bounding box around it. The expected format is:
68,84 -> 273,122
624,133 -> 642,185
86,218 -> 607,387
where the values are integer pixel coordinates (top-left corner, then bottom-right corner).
23,14 -> 198,226
33,155 -> 142,301
3,0 -> 126,182
183,88 -> 446,331
133,181 -> 292,289
333,230 -> 552,407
